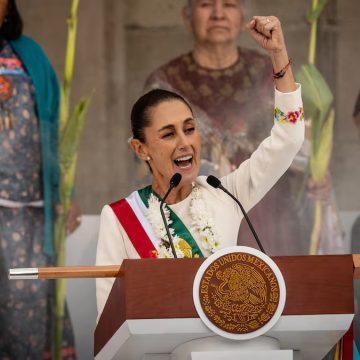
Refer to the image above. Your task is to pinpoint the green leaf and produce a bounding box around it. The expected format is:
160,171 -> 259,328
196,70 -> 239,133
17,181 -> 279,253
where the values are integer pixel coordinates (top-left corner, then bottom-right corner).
309,108 -> 334,182
59,96 -> 91,173
307,0 -> 328,21
296,64 -> 333,149
59,86 -> 69,134
296,64 -> 333,119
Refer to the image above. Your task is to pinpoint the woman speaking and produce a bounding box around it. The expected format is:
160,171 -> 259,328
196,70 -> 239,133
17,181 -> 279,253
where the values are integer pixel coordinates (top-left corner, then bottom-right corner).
96,16 -> 304,318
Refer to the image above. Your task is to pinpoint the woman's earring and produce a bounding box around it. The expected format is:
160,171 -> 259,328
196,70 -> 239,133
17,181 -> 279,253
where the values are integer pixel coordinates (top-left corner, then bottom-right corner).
146,156 -> 151,161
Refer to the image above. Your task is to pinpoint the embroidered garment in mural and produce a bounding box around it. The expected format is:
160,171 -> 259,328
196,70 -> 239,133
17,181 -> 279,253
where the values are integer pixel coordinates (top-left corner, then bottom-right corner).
0,41 -> 76,359
145,47 -> 343,256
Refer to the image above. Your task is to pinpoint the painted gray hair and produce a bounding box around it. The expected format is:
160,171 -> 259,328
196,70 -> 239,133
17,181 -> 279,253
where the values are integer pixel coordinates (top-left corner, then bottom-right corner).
187,0 -> 246,5
186,0 -> 246,11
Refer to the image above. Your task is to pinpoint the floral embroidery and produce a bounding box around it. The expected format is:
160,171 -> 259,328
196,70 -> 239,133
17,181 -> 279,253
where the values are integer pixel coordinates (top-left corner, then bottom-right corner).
274,107 -> 304,124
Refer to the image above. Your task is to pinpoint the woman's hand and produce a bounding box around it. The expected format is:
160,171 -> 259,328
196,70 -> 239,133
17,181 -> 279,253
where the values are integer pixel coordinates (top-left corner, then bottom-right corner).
245,16 -> 286,54
246,16 -> 296,93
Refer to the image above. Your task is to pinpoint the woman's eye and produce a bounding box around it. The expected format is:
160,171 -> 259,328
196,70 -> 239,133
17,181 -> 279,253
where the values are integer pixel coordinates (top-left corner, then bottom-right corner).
185,127 -> 195,134
224,1 -> 238,7
162,132 -> 174,139
199,1 -> 212,7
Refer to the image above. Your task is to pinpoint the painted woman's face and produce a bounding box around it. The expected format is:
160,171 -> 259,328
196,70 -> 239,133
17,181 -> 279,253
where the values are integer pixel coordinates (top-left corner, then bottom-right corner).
188,0 -> 242,47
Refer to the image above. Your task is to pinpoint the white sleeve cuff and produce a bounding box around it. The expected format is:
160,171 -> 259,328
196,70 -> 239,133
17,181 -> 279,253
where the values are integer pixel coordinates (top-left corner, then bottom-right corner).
274,83 -> 303,113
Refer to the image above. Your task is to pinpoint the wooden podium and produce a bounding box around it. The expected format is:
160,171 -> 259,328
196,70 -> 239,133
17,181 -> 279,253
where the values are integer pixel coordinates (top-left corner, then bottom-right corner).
94,255 -> 357,360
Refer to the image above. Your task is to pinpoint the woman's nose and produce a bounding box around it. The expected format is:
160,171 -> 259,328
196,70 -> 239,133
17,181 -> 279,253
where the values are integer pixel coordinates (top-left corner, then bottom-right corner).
211,1 -> 225,20
177,133 -> 190,150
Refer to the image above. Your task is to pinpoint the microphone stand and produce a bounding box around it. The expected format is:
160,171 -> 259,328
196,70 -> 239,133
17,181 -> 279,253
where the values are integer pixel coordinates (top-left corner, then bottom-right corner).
159,173 -> 182,258
207,175 -> 266,254
160,188 -> 178,258
220,186 -> 266,254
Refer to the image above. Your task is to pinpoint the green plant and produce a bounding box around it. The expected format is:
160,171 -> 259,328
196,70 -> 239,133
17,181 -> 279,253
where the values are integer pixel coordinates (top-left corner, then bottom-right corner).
53,0 -> 91,358
296,0 -> 334,255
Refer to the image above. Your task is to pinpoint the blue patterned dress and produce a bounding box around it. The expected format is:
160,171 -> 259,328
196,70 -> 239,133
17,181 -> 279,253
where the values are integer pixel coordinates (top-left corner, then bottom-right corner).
0,41 -> 76,359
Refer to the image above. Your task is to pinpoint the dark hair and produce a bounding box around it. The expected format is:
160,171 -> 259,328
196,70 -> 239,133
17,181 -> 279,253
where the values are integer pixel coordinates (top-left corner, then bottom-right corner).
131,89 -> 193,143
0,0 -> 23,40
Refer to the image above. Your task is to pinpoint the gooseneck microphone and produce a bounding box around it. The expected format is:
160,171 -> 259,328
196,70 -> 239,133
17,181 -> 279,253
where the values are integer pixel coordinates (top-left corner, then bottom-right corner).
160,173 -> 182,258
206,175 -> 266,254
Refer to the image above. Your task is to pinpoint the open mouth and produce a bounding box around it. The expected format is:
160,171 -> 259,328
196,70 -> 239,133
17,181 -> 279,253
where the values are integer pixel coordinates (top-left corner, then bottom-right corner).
174,155 -> 193,169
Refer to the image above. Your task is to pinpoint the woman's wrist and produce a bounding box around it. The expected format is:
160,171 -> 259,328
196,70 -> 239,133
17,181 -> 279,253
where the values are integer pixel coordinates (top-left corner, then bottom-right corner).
270,48 -> 296,93
270,48 -> 290,72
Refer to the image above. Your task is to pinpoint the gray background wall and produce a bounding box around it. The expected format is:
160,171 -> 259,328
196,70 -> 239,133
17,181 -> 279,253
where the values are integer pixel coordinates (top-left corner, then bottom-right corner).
17,0 -> 360,214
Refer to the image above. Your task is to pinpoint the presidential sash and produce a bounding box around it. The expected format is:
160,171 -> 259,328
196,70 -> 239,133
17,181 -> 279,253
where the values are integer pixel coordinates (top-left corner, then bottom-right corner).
110,186 -> 203,258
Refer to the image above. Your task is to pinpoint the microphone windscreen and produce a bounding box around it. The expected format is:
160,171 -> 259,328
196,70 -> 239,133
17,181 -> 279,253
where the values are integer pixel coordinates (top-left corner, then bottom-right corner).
170,173 -> 182,187
206,175 -> 221,189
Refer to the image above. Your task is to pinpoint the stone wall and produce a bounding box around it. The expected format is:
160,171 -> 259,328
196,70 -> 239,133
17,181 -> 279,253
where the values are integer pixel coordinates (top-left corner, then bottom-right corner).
17,0 -> 360,213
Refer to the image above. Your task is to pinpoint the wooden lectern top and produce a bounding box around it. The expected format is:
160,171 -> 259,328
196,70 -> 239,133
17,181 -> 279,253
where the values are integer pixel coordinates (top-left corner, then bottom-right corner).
94,255 -> 355,356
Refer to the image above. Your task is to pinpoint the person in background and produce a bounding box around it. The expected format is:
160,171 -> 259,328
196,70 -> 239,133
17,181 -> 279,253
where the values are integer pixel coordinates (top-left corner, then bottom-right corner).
0,0 -> 78,358
144,0 -> 344,257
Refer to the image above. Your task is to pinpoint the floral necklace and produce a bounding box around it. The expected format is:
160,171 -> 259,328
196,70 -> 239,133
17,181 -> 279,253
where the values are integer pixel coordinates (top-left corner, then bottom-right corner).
146,185 -> 221,258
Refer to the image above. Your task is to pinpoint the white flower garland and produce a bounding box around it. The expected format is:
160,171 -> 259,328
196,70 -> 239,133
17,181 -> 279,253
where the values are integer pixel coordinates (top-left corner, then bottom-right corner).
147,185 -> 221,258
189,186 -> 221,253
147,194 -> 185,258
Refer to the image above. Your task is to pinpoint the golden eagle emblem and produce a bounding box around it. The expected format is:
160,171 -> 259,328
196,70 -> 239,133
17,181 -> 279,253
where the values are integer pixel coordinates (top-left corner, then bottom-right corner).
199,253 -> 280,334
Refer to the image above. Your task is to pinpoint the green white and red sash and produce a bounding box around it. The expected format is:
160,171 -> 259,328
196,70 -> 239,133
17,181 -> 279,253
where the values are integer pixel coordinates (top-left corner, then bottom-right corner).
110,191 -> 159,258
109,186 -> 203,258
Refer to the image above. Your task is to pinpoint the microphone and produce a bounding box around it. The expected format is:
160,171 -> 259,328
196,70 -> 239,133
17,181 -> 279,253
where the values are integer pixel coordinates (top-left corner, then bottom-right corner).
206,175 -> 266,254
160,173 -> 182,258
